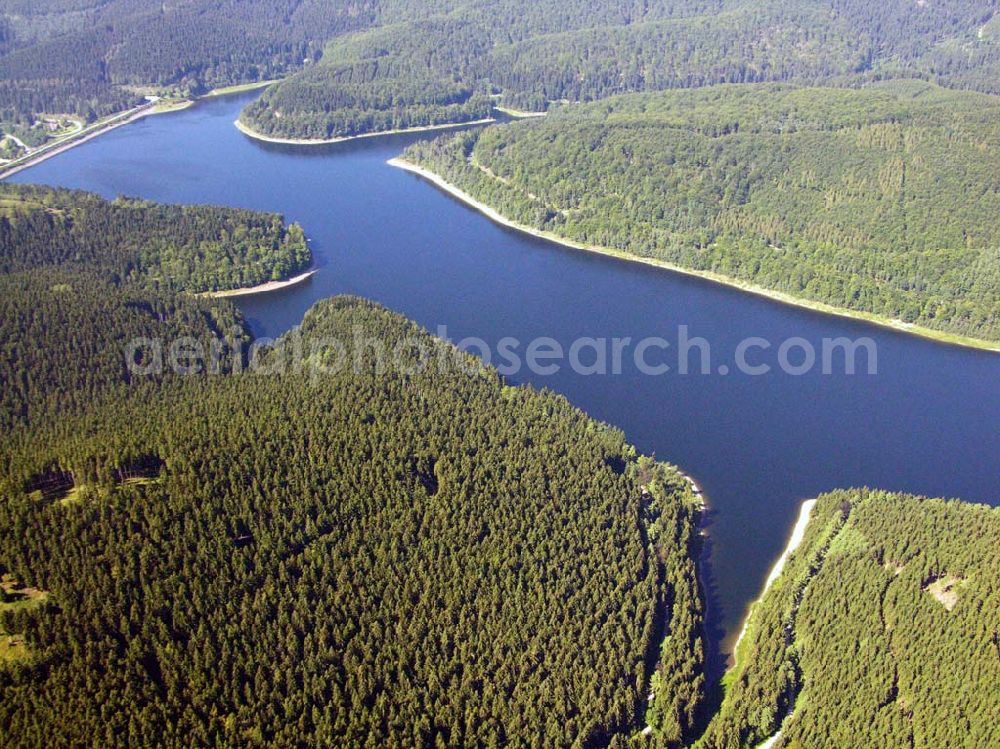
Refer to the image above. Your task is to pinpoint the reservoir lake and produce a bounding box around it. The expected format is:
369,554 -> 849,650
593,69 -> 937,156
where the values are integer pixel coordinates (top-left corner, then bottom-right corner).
11,91 -> 999,676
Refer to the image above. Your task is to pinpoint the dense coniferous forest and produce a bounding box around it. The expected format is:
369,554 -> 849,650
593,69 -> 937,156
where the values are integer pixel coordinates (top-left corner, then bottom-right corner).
403,82 -> 1000,343
2,1 -> 997,137
241,0 -> 1000,139
0,269 -> 248,433
698,489 -> 1000,749
0,0 -> 377,124
0,297 -> 707,748
0,184 -> 310,292
241,70 -> 495,141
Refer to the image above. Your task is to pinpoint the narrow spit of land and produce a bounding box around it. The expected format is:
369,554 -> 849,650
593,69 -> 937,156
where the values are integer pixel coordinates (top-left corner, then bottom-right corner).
233,117 -> 497,146
204,268 -> 318,298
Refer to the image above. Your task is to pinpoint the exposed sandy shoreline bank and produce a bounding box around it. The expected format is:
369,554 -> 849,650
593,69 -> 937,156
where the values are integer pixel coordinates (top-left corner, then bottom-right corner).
729,499 -> 817,661
234,117 -> 497,146
762,499 -> 817,592
387,158 -> 1000,354
204,268 -> 317,298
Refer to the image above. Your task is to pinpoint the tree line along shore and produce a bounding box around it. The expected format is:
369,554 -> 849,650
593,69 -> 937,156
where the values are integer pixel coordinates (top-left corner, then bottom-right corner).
397,82 -> 1000,352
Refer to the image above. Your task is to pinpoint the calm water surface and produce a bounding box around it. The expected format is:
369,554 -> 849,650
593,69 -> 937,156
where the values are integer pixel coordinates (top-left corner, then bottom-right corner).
12,93 -> 1000,675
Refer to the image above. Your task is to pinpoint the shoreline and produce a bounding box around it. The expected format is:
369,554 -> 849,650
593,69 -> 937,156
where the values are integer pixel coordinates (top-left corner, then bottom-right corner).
0,100 -> 195,181
387,158 -> 1000,354
234,117 -> 497,146
203,268 -> 317,298
0,78 -> 274,181
0,103 -> 178,180
233,100 -> 549,146
728,499 -> 817,663
680,472 -> 706,508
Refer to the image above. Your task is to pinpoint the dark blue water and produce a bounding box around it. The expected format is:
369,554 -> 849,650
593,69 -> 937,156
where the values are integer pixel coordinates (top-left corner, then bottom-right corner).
11,93 -> 1000,672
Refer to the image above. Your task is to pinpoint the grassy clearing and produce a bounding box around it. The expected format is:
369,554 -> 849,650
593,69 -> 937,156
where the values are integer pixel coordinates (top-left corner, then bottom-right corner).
0,196 -> 46,214
57,476 -> 160,505
0,577 -> 49,666
151,99 -> 195,114
58,484 -> 89,505
924,575 -> 966,611
204,79 -> 280,97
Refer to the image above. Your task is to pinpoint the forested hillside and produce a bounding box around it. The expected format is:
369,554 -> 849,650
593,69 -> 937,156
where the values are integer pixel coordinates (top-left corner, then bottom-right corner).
0,269 -> 247,433
241,0 -> 1000,139
0,0 -> 377,125
0,293 -> 706,747
3,0 -> 997,139
0,183 -> 309,292
402,82 -> 1000,343
696,489 -> 1000,749
0,183 -> 306,430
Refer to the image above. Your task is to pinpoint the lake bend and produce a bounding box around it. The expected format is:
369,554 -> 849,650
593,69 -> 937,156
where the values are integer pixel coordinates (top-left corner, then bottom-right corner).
9,91 -> 1000,677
